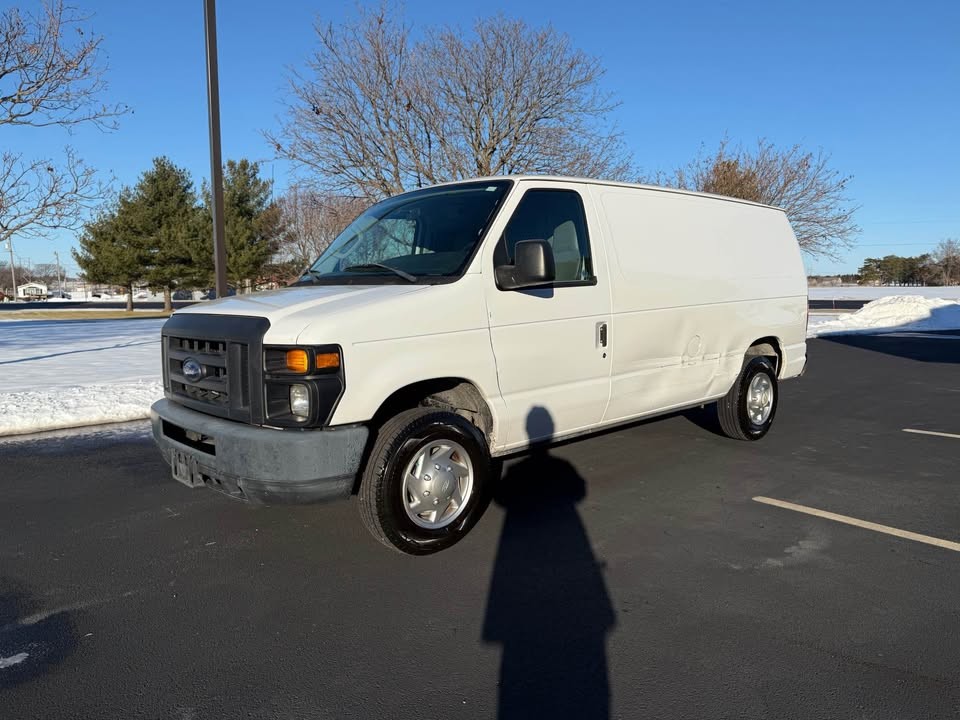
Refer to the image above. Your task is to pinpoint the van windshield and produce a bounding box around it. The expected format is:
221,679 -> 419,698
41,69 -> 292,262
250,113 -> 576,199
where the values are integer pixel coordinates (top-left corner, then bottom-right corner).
298,181 -> 512,284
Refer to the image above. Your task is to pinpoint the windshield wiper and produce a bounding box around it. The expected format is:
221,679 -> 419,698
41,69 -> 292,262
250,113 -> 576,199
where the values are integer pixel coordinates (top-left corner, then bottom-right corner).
342,263 -> 417,282
293,268 -> 324,285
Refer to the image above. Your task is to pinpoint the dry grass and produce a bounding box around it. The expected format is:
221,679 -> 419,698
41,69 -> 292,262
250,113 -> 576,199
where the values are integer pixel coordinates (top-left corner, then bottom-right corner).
1,310 -> 171,321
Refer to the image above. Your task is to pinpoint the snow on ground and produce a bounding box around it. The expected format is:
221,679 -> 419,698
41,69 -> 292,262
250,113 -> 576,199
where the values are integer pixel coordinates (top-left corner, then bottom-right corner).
808,286 -> 960,300
808,296 -> 960,338
0,318 -> 164,436
806,313 -> 842,332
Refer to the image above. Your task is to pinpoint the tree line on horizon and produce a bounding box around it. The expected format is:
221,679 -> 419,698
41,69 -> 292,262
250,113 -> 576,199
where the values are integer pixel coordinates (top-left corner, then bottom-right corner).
3,0 -> 898,291
855,240 -> 960,286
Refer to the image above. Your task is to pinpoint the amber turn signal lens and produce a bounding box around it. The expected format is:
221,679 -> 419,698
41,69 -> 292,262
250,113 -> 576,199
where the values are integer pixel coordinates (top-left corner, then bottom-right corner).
285,349 -> 309,373
315,352 -> 340,369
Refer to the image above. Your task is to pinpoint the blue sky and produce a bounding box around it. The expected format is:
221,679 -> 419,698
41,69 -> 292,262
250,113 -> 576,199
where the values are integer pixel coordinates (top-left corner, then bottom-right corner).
6,0 -> 959,276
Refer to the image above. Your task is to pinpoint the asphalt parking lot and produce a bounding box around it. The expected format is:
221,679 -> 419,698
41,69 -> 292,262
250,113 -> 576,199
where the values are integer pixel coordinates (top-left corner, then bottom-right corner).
2,333 -> 959,719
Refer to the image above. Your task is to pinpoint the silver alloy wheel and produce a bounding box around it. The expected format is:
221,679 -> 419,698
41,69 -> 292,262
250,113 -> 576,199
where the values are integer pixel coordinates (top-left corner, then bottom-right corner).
401,439 -> 474,529
747,373 -> 774,425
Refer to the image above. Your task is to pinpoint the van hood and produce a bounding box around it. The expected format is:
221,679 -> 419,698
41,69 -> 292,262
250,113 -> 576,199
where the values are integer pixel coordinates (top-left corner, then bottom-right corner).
175,284 -> 429,322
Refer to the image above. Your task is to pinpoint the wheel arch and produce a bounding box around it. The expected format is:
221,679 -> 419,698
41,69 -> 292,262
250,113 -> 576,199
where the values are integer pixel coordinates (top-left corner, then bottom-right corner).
370,377 -> 496,446
744,336 -> 784,376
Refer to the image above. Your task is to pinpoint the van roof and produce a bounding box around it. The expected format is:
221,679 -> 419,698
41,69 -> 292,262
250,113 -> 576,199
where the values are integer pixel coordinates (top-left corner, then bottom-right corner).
424,174 -> 785,213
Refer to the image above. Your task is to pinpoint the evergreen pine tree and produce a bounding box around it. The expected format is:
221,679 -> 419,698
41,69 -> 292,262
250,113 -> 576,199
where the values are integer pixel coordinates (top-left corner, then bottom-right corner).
198,159 -> 284,293
129,157 -> 205,310
72,193 -> 149,311
74,157 -> 205,311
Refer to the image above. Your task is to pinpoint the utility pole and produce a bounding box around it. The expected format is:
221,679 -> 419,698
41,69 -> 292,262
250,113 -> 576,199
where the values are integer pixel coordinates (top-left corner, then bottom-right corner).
5,239 -> 16,299
54,250 -> 64,297
203,0 -> 228,299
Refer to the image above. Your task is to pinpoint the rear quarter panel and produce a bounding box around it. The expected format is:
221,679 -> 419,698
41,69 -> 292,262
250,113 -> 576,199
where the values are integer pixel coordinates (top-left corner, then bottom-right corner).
594,187 -> 806,421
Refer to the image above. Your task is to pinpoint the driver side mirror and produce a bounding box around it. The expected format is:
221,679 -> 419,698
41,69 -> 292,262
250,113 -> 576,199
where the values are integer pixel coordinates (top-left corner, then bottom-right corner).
495,240 -> 556,290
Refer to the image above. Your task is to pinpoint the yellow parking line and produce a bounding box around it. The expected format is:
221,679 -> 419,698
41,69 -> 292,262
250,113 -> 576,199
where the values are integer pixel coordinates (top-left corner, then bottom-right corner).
753,496 -> 960,553
903,428 -> 960,440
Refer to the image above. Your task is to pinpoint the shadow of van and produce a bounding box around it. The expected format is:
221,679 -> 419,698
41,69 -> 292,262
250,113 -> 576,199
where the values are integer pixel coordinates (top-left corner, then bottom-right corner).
810,302 -> 960,363
819,330 -> 960,364
483,406 -> 615,720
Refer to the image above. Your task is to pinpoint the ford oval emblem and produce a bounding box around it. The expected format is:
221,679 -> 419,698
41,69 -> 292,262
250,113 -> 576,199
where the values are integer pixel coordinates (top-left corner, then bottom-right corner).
182,357 -> 203,383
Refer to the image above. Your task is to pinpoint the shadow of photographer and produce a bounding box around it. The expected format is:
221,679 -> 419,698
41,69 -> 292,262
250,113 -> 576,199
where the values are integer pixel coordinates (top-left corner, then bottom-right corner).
0,579 -> 77,690
483,406 -> 616,719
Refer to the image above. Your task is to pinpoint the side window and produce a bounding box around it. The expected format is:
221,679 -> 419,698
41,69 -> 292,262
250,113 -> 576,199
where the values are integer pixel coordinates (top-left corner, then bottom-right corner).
495,189 -> 593,283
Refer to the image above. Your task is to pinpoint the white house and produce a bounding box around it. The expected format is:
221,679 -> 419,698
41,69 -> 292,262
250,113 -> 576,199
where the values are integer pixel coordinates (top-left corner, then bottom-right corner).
17,282 -> 48,300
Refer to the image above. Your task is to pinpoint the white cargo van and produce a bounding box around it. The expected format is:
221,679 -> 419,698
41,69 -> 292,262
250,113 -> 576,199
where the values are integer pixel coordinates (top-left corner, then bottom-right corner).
150,176 -> 807,554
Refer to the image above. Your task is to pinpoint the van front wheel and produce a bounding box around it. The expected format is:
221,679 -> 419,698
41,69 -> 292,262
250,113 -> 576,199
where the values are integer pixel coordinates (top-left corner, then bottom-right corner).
358,408 -> 491,555
717,356 -> 778,441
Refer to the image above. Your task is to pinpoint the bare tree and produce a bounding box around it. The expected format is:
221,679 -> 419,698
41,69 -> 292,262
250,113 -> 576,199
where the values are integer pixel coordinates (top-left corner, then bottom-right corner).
29,261 -> 59,285
276,184 -> 368,266
660,139 -> 860,260
0,1 -> 127,249
931,238 -> 960,286
0,148 -> 101,242
267,6 -> 632,199
0,259 -> 35,292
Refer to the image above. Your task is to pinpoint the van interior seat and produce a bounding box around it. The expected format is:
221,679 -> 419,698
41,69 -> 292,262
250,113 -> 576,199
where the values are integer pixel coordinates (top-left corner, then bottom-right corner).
551,220 -> 583,281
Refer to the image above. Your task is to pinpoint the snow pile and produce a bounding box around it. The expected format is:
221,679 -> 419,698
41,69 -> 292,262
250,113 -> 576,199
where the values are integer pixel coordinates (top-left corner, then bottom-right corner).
0,382 -> 163,435
0,318 -> 164,436
808,295 -> 960,338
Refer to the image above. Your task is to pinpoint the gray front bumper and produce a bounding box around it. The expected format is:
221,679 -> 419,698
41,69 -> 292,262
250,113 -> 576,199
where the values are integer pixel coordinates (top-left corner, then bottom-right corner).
150,398 -> 368,504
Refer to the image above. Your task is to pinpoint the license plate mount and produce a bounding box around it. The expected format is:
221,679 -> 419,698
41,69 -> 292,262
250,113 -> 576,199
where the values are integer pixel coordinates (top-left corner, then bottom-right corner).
171,449 -> 203,488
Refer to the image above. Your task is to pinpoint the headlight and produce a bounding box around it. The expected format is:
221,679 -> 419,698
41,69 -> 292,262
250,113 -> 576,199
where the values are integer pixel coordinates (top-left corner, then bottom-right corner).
289,384 -> 310,418
265,346 -> 341,374
262,345 -> 344,427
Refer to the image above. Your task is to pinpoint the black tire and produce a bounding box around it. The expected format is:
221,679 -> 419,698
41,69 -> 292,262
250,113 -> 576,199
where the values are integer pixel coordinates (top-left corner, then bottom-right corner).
358,407 -> 491,555
717,356 -> 778,441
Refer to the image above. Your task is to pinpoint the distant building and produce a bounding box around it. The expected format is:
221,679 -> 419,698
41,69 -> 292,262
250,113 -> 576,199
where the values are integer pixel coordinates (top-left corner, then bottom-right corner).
17,282 -> 48,300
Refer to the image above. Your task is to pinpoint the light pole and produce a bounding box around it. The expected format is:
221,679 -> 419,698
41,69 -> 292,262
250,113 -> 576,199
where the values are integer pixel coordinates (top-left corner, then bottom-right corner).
203,0 -> 228,299
54,250 -> 64,297
5,239 -> 16,299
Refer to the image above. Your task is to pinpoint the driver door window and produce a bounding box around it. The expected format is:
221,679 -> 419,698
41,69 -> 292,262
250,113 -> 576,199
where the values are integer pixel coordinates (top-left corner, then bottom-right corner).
495,189 -> 593,284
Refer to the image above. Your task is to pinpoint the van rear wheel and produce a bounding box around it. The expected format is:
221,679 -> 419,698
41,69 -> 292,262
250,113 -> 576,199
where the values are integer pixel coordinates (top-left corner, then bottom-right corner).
358,408 -> 491,555
717,356 -> 778,440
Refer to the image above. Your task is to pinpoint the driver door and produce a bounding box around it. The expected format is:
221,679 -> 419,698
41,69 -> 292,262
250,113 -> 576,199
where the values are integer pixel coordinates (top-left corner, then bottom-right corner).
483,184 -> 612,450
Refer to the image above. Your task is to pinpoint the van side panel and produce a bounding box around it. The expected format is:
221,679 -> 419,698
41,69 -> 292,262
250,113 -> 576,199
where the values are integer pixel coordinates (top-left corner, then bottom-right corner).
595,188 -> 806,423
